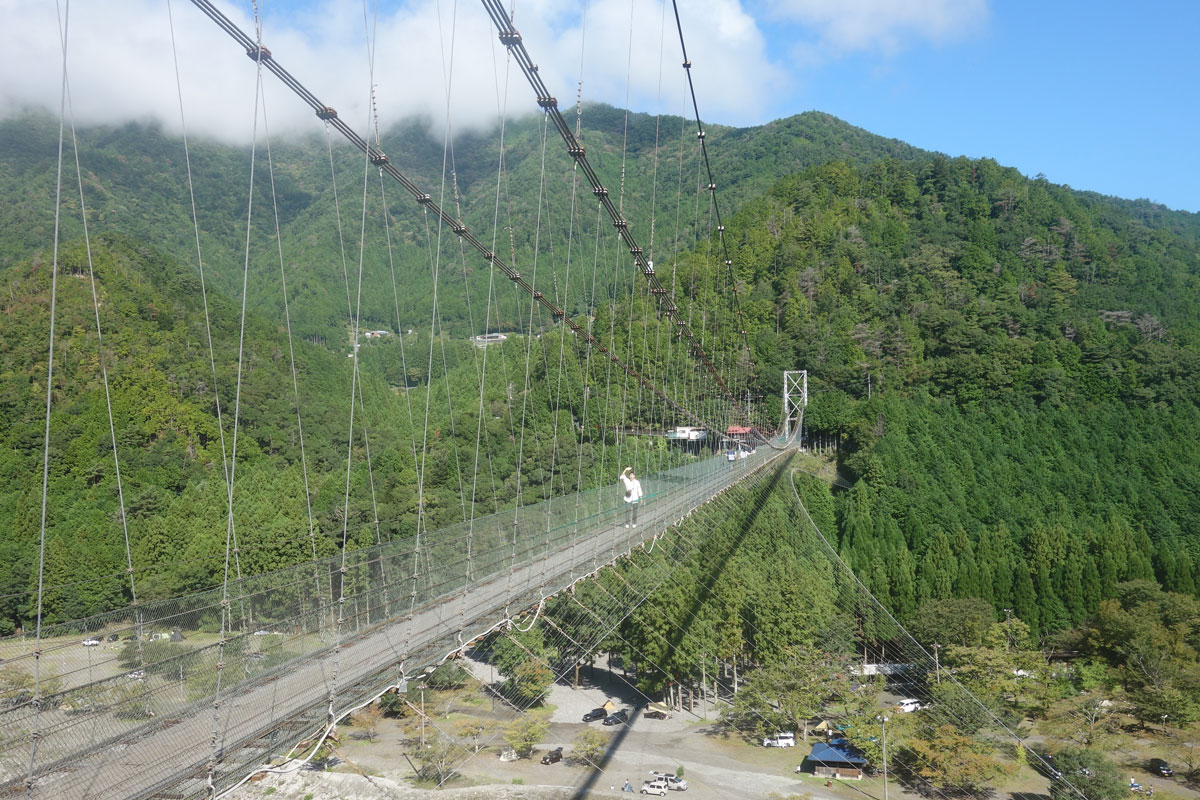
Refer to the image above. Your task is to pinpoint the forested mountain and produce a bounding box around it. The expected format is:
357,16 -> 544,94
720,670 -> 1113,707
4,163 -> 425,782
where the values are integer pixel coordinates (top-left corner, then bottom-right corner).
0,107 -> 931,347
718,155 -> 1200,634
1,104 -> 1198,644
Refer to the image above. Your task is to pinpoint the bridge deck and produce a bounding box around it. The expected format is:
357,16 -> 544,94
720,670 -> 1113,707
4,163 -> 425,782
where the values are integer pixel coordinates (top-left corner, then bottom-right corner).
2,444 -> 789,799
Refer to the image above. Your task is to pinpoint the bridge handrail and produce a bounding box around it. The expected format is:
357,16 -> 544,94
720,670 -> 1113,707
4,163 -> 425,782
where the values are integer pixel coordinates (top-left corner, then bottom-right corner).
0,444 -> 785,790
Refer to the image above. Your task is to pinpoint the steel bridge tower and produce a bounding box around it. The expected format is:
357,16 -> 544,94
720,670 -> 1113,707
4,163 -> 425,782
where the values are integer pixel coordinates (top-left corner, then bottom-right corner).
783,370 -> 808,443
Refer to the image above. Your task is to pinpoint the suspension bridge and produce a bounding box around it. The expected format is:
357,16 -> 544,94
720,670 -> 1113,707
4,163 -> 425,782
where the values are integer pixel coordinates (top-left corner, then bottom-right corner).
3,1 -> 1103,799
5,0 -> 799,796
1,445 -> 793,799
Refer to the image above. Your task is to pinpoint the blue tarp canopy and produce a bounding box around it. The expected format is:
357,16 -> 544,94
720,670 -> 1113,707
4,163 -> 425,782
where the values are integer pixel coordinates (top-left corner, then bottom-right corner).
809,740 -> 867,765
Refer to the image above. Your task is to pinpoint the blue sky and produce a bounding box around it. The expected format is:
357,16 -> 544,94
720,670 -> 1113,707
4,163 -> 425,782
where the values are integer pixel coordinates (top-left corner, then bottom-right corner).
744,0 -> 1199,211
3,0 -> 1195,211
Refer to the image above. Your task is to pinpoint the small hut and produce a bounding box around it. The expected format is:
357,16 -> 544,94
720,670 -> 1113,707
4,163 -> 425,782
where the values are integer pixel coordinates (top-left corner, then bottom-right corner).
806,740 -> 868,780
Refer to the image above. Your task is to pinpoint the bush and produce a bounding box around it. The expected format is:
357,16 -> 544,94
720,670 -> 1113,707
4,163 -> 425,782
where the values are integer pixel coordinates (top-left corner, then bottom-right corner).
413,734 -> 459,782
503,716 -> 548,759
117,640 -> 202,678
351,703 -> 383,741
571,728 -> 610,768
425,662 -> 470,689
0,665 -> 61,702
379,689 -> 409,717
499,658 -> 553,706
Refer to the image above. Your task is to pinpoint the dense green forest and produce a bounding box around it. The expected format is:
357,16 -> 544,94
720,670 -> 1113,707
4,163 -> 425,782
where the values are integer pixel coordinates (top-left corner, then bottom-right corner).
1,104 -> 1198,656
0,230 -> 708,630
712,155 -> 1200,635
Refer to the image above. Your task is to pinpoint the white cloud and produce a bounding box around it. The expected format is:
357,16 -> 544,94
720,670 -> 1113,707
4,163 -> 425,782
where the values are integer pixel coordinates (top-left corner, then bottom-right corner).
520,0 -> 785,125
767,0 -> 988,57
0,0 -> 784,144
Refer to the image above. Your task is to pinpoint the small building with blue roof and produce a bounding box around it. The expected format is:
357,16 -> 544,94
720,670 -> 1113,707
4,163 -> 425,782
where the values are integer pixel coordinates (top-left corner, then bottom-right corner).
803,739 -> 868,780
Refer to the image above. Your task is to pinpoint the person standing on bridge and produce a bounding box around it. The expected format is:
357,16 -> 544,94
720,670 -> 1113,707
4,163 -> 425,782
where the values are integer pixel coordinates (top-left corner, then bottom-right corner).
621,467 -> 643,528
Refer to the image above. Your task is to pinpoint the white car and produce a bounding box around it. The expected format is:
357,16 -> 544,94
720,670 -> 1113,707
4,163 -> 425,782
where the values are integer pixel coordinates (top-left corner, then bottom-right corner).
649,771 -> 688,791
763,732 -> 796,747
641,779 -> 670,796
896,698 -> 922,713
81,638 -> 101,647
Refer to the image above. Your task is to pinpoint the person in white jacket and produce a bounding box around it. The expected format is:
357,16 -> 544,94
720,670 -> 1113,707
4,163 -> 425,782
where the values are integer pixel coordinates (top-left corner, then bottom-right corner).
620,466 -> 643,528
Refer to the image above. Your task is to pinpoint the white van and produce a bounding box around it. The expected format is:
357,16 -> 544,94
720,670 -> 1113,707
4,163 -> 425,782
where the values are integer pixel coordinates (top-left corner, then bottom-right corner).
641,778 -> 670,796
897,698 -> 922,713
763,732 -> 796,747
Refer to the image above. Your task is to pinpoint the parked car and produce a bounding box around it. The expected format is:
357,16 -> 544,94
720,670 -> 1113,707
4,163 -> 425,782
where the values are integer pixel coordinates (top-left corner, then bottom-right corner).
644,709 -> 670,720
649,771 -> 688,791
126,670 -> 146,680
763,732 -> 796,747
81,638 -> 101,647
106,633 -> 120,642
603,709 -> 630,726
582,707 -> 609,722
1151,759 -> 1173,778
896,698 -> 922,713
641,778 -> 670,796
541,747 -> 563,765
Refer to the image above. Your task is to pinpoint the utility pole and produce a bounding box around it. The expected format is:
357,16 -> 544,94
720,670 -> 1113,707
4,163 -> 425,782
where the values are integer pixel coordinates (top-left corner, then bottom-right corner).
932,643 -> 941,685
877,714 -> 889,800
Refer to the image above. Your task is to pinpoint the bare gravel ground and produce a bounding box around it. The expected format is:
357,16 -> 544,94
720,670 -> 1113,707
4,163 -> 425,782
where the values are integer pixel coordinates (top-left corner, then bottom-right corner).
232,771 -> 577,800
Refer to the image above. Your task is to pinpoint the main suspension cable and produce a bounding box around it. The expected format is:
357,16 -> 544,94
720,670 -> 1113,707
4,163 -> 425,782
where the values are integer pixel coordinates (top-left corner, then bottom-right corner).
185,0 -> 716,433
476,0 -> 750,425
669,0 -> 760,405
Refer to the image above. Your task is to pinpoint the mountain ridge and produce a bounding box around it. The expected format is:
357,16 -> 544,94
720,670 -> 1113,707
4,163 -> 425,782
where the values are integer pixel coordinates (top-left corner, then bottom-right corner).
0,104 -> 1198,635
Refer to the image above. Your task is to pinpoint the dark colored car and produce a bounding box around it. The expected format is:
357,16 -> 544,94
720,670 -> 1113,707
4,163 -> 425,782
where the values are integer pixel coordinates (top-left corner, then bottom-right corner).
644,709 -> 669,720
1151,759 -> 1173,778
1033,752 -> 1062,780
582,707 -> 608,723
541,747 -> 563,765
603,709 -> 629,726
